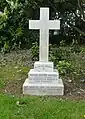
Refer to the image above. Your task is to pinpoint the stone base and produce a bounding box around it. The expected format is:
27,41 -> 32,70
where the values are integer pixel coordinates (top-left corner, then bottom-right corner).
23,78 -> 64,96
23,61 -> 64,96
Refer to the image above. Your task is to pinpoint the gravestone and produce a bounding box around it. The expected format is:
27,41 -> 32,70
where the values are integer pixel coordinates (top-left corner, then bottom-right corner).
23,7 -> 64,95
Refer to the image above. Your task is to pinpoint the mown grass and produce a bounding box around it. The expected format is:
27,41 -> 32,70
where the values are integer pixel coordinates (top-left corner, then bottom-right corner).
0,64 -> 29,91
0,64 -> 29,80
0,94 -> 85,119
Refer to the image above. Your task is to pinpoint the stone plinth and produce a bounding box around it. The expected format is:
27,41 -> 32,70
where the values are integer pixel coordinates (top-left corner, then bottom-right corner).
23,61 -> 64,95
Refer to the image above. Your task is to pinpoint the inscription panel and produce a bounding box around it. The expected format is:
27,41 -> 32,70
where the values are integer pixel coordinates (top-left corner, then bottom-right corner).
34,62 -> 54,72
28,73 -> 59,81
29,76 -> 58,81
24,86 -> 63,95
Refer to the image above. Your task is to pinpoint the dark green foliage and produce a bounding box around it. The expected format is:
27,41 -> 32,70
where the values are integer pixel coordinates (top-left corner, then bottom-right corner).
0,0 -> 85,53
31,41 -> 39,61
0,0 -> 40,52
49,44 -> 85,76
49,45 -> 73,75
49,44 -> 71,63
57,60 -> 74,75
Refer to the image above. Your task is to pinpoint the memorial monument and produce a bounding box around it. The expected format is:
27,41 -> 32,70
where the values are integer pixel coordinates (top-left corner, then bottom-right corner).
23,7 -> 64,95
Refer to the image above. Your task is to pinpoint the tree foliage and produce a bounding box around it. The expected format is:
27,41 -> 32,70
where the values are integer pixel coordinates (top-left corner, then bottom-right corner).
0,0 -> 85,52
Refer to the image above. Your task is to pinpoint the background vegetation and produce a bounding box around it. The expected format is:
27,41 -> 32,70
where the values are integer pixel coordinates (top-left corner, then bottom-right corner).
0,0 -> 85,53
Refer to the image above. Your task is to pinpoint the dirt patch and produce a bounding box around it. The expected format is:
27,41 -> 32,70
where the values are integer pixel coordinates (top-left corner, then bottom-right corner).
64,79 -> 85,100
0,78 -> 84,100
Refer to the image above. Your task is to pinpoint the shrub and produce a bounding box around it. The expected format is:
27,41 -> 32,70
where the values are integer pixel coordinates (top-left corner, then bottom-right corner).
57,60 -> 74,75
31,42 -> 39,61
0,0 -> 39,52
49,44 -> 71,65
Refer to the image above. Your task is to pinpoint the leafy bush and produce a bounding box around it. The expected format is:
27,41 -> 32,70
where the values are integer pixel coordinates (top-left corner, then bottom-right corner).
70,45 -> 81,54
57,60 -> 74,75
49,44 -> 71,65
0,0 -> 39,53
49,45 -> 78,75
80,47 -> 85,53
31,42 -> 39,61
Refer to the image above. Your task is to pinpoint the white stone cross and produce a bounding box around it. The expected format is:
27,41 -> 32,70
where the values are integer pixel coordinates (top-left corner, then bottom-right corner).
29,7 -> 60,62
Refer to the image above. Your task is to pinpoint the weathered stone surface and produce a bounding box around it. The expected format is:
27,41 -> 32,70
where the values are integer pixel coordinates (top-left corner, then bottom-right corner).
34,61 -> 54,72
23,79 -> 64,95
28,69 -> 59,83
23,68 -> 64,95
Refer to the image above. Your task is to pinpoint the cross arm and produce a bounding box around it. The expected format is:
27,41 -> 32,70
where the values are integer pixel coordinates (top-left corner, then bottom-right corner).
49,20 -> 60,30
29,20 -> 40,30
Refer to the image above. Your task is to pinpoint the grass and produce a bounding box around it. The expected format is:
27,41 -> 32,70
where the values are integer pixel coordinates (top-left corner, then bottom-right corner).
0,64 -> 29,93
0,64 -> 29,80
0,94 -> 85,119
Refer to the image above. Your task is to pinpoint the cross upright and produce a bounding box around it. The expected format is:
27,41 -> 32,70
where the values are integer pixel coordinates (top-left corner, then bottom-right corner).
29,7 -> 60,62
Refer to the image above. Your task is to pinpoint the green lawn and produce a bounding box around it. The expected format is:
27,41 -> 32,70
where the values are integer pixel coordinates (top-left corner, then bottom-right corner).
0,94 -> 85,119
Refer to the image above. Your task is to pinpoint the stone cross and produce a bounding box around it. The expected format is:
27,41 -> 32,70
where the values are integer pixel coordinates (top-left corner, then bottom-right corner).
29,7 -> 60,62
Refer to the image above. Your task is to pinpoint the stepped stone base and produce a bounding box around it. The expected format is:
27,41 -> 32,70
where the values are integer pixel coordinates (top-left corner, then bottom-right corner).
23,61 -> 64,96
